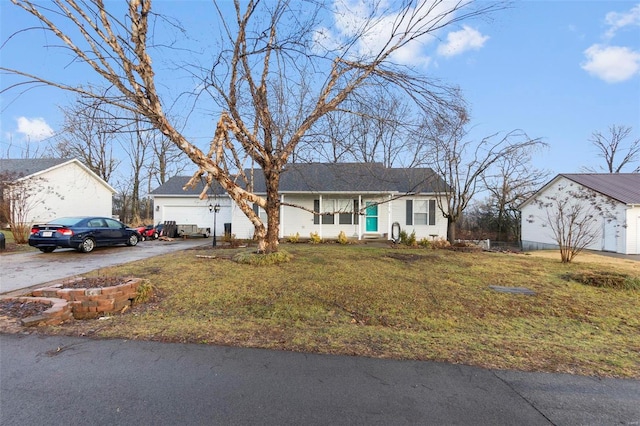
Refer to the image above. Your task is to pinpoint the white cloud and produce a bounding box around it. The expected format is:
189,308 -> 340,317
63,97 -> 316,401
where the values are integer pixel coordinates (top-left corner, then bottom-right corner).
15,117 -> 54,141
312,0 -> 477,68
581,44 -> 640,83
604,3 -> 640,39
436,25 -> 489,57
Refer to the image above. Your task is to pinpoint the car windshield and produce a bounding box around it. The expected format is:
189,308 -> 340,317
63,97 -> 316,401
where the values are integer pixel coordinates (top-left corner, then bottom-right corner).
47,217 -> 84,226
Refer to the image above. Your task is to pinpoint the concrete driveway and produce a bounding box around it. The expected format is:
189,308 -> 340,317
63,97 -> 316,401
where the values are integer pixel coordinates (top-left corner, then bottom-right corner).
0,238 -> 209,295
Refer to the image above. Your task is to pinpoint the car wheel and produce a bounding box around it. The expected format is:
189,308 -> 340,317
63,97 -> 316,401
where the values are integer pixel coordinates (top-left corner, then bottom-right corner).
140,234 -> 146,242
203,230 -> 210,238
80,237 -> 96,253
39,247 -> 55,253
152,232 -> 158,239
127,234 -> 139,246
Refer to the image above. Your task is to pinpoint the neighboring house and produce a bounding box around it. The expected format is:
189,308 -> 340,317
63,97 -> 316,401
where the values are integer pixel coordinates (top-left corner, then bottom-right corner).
520,173 -> 640,255
151,163 -> 449,241
0,158 -> 115,225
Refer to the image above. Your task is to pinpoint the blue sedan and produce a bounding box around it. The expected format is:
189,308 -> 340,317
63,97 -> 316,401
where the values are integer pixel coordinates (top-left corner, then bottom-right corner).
28,217 -> 140,253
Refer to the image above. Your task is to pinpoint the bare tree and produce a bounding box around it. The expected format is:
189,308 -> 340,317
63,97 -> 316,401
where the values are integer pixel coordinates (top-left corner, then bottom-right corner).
1,135 -> 55,160
119,116 -> 152,222
0,171 -> 57,243
482,151 -> 549,241
583,125 -> 640,173
57,95 -> 120,183
528,184 -> 617,263
2,0 -> 506,252
147,131 -> 189,187
422,106 -> 544,243
300,89 -> 421,167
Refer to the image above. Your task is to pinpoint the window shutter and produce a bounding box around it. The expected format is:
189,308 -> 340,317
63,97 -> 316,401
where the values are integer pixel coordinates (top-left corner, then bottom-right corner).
313,200 -> 320,225
406,200 -> 413,225
428,200 -> 436,225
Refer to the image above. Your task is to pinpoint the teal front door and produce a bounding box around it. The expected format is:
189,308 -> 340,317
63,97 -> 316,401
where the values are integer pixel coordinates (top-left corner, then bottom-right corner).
365,202 -> 378,232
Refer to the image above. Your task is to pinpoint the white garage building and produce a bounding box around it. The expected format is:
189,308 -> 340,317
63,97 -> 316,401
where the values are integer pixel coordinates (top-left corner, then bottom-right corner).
520,173 -> 640,255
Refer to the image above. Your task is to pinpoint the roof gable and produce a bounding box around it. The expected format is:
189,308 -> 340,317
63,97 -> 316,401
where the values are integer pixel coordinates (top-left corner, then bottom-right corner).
0,158 -> 116,194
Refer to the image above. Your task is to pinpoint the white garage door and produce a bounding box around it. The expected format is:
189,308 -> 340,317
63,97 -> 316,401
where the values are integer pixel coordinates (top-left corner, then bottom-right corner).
163,206 -> 212,229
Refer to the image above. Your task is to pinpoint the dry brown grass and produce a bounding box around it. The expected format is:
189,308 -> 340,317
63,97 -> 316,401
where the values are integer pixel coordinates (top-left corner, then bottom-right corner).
40,245 -> 640,378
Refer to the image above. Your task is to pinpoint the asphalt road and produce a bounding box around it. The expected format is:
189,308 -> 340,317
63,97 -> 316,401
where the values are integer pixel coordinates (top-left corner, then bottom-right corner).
0,238 -> 209,294
1,334 -> 639,425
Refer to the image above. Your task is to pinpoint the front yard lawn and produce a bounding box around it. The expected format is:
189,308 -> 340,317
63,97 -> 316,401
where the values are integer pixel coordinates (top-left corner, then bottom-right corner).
40,244 -> 639,378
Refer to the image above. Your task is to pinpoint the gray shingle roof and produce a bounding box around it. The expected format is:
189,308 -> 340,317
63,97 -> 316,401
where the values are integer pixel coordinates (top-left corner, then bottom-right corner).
151,163 -> 447,195
150,175 -> 227,196
561,173 -> 640,204
0,158 -> 73,178
274,163 -> 446,193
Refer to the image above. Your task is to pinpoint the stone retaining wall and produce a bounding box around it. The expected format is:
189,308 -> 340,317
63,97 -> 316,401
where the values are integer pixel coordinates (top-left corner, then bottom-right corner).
30,277 -> 143,320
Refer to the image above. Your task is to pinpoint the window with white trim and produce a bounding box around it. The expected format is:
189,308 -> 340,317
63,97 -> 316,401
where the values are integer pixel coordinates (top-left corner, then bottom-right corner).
406,199 -> 436,226
314,199 -> 360,225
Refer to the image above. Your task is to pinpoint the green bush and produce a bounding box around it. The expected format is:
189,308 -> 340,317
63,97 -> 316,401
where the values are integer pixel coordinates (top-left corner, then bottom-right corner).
287,232 -> 300,243
134,281 -> 154,304
232,250 -> 292,265
399,230 -> 417,247
418,238 -> 431,248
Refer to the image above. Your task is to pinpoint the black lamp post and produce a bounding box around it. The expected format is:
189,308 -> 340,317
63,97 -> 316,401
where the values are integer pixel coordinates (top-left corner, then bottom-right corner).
208,202 -> 221,247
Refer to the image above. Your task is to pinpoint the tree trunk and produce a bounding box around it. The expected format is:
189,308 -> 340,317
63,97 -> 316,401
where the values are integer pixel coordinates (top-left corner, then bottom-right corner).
447,218 -> 457,243
263,169 -> 281,254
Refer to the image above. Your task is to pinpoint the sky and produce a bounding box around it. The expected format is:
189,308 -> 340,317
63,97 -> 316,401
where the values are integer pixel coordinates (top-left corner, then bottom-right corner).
1,0 -> 639,179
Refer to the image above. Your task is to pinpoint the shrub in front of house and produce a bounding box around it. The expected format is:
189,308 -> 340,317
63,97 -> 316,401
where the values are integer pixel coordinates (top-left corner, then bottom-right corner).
337,231 -> 349,245
418,238 -> 431,248
398,230 -> 417,247
309,232 -> 322,244
431,238 -> 451,249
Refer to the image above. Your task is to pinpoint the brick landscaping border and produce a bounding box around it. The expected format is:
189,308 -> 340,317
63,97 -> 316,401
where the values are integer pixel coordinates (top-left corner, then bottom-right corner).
29,277 -> 144,320
0,296 -> 73,326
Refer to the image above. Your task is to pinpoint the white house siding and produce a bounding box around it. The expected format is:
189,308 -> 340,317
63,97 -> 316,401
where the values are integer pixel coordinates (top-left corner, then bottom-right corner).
521,176 -> 634,254
231,194 -> 383,240
24,161 -> 113,224
230,193 -> 447,242
392,196 -> 448,241
153,196 -> 233,236
279,195 -> 317,239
